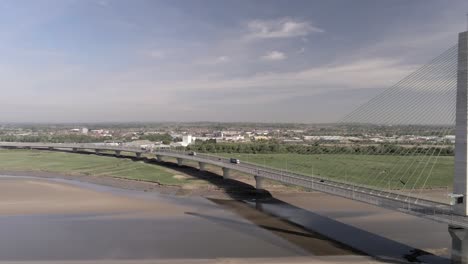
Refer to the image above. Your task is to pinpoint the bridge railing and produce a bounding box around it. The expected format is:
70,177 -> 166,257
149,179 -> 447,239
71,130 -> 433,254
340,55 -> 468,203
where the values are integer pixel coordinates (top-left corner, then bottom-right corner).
153,149 -> 449,208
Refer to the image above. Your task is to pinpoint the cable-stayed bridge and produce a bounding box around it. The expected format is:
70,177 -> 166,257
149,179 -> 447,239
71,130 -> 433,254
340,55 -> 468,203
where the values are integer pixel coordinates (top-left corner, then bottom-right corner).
1,30 -> 468,261
0,141 -> 459,224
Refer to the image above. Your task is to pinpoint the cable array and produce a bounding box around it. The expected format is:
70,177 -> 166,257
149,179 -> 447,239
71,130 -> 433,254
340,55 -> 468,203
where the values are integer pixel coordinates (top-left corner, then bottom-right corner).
315,45 -> 458,202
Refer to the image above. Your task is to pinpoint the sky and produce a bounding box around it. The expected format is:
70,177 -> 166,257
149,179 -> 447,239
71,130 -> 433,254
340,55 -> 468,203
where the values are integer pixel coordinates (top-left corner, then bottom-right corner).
0,0 -> 467,123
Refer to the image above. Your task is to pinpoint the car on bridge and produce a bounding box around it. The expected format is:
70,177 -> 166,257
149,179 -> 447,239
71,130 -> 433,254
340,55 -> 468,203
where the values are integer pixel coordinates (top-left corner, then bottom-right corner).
188,151 -> 197,156
230,158 -> 240,164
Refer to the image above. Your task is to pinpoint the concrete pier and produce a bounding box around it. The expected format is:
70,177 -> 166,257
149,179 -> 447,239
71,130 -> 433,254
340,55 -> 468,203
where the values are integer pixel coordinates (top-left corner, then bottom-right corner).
199,162 -> 206,171
450,226 -> 468,263
222,167 -> 231,179
177,158 -> 183,166
95,149 -> 101,155
72,148 -> 78,153
156,155 -> 163,162
135,152 -> 142,158
115,150 -> 121,156
454,31 -> 468,216
254,175 -> 265,191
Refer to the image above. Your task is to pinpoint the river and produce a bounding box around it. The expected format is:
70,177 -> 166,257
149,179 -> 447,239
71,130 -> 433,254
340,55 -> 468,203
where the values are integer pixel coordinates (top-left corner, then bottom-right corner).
0,175 -> 453,263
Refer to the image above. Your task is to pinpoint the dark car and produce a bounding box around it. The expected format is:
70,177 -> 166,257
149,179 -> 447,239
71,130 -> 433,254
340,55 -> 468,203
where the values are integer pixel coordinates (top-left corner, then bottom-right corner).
188,151 -> 197,156
230,158 -> 240,164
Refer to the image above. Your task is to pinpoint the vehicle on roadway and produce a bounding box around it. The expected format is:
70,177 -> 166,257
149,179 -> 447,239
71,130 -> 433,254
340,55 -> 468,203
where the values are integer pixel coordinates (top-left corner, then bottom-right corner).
230,158 -> 240,164
188,151 -> 197,156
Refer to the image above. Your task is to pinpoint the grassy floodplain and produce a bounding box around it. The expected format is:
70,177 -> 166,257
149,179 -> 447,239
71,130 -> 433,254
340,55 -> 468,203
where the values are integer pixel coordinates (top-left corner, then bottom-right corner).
220,153 -> 454,189
0,149 -> 454,190
0,149 -> 187,185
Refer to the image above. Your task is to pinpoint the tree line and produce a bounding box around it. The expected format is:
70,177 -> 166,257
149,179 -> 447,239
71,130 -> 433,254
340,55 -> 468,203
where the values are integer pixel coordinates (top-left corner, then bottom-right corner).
0,135 -> 104,143
185,142 -> 454,156
138,133 -> 173,144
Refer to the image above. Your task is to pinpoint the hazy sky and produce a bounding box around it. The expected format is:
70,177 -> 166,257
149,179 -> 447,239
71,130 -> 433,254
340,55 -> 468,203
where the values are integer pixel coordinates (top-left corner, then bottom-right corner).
0,0 -> 467,123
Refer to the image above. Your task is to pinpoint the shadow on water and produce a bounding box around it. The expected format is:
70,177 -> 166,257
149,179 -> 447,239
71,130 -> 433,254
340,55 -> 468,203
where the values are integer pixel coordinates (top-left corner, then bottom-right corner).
47,150 -> 451,263
229,198 -> 449,264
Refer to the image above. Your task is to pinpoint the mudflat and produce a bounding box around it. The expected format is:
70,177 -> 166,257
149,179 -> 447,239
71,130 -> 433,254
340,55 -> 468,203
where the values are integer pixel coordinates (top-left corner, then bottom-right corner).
0,176 -> 374,263
0,178 -> 181,216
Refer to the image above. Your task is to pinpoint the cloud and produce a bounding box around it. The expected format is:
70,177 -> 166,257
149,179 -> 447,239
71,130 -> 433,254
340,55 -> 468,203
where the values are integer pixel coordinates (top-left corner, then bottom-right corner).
262,51 -> 286,61
120,57 -> 417,100
0,53 -> 419,123
245,18 -> 323,40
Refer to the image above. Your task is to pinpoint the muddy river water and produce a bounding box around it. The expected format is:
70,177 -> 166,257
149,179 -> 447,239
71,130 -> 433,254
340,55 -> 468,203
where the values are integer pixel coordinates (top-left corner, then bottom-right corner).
0,175 -> 455,263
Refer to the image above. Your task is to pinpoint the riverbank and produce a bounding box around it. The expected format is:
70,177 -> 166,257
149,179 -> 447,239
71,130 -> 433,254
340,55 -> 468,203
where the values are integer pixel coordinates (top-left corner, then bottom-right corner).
0,149 -> 312,199
0,149 -> 188,185
0,169 -> 304,200
0,149 -> 450,203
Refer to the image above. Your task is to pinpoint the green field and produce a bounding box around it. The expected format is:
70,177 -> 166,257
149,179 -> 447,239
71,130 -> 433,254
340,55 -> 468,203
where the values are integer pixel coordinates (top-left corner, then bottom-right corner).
0,149 -> 187,185
0,149 -> 454,190
220,153 -> 454,189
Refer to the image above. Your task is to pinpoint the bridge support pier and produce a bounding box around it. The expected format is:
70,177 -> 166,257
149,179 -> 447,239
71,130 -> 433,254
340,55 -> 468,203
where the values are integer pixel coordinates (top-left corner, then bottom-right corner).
222,167 -> 230,179
177,158 -> 183,166
449,226 -> 468,263
48,147 -> 54,151
199,162 -> 206,171
254,175 -> 265,192
115,150 -> 121,157
454,31 -> 468,216
95,149 -> 101,155
136,152 -> 142,158
72,148 -> 78,153
156,155 -> 163,162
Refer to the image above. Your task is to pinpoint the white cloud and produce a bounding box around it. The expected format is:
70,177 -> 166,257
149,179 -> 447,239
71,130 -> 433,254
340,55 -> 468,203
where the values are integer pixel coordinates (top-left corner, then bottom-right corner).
120,57 -> 417,99
262,51 -> 286,61
245,18 -> 323,40
0,56 -> 419,122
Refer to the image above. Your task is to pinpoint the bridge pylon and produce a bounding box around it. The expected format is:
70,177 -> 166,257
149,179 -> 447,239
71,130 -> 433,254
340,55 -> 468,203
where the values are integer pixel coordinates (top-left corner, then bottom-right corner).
454,31 -> 468,216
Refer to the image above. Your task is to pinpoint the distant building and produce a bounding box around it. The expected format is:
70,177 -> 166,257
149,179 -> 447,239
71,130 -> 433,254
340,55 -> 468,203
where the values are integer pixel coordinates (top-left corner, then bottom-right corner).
154,144 -> 171,149
283,139 -> 303,143
303,136 -> 321,141
181,135 -> 193,147
213,131 -> 224,138
125,140 -> 154,150
252,135 -> 270,141
81,127 -> 89,134
224,135 -> 244,142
